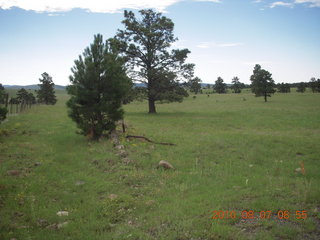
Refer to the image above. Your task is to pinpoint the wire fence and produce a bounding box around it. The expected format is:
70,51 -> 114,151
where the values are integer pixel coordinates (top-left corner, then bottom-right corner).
1,93 -> 37,116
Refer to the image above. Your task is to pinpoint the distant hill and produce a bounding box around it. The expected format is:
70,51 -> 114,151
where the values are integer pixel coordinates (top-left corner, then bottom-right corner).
4,84 -> 66,90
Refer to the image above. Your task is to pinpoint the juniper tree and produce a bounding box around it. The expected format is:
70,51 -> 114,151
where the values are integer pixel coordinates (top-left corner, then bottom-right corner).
214,77 -> 227,94
36,72 -> 57,104
67,34 -> 131,140
27,92 -> 37,104
310,77 -> 320,93
17,88 -> 29,103
115,9 -> 194,113
189,77 -> 202,94
296,82 -> 306,93
250,64 -> 275,102
231,76 -> 243,93
15,88 -> 36,105
9,97 -> 19,105
277,82 -> 290,93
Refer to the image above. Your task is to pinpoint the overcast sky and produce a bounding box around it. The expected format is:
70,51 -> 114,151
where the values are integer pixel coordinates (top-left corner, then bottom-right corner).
0,0 -> 319,85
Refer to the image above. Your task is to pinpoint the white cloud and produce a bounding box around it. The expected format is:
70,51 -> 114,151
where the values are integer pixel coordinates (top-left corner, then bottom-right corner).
294,0 -> 320,7
196,42 -> 211,48
270,0 -> 320,8
195,0 -> 221,2
48,13 -> 63,16
196,41 -> 243,48
270,1 -> 294,8
0,0 -> 222,13
1,0 -> 319,14
218,42 -> 243,47
0,0 -> 182,13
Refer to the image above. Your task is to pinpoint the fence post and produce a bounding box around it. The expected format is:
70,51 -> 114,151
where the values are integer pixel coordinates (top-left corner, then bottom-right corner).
5,93 -> 9,109
10,101 -> 13,114
20,101 -> 23,113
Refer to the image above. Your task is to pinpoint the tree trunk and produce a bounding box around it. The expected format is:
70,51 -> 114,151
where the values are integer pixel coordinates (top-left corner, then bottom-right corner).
122,119 -> 126,133
264,92 -> 267,102
148,99 -> 156,114
147,71 -> 156,114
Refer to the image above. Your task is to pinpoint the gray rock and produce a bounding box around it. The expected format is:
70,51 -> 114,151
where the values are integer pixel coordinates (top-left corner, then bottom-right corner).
57,211 -> 69,216
295,168 -> 302,173
115,145 -> 124,150
158,160 -> 174,170
57,221 -> 68,229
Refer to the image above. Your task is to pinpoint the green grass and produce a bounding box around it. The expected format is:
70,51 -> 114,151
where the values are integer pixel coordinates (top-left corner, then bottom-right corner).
1,91 -> 320,239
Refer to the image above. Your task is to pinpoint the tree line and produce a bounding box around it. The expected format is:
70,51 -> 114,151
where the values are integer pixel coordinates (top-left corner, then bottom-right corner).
188,75 -> 320,96
0,72 -> 57,124
188,76 -> 246,94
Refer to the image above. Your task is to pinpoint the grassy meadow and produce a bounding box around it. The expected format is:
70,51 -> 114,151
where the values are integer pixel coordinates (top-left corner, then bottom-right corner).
1,90 -> 320,239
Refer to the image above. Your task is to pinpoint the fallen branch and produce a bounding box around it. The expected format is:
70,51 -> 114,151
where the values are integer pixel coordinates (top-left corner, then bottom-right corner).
126,135 -> 176,146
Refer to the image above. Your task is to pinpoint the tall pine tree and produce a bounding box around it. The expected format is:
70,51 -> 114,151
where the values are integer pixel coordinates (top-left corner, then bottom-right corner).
115,9 -> 194,113
214,77 -> 227,94
67,34 -> 131,140
250,64 -> 275,102
36,72 -> 57,104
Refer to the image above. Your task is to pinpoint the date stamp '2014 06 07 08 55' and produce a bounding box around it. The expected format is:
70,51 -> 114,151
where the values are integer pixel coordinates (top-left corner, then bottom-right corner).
212,210 -> 307,220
